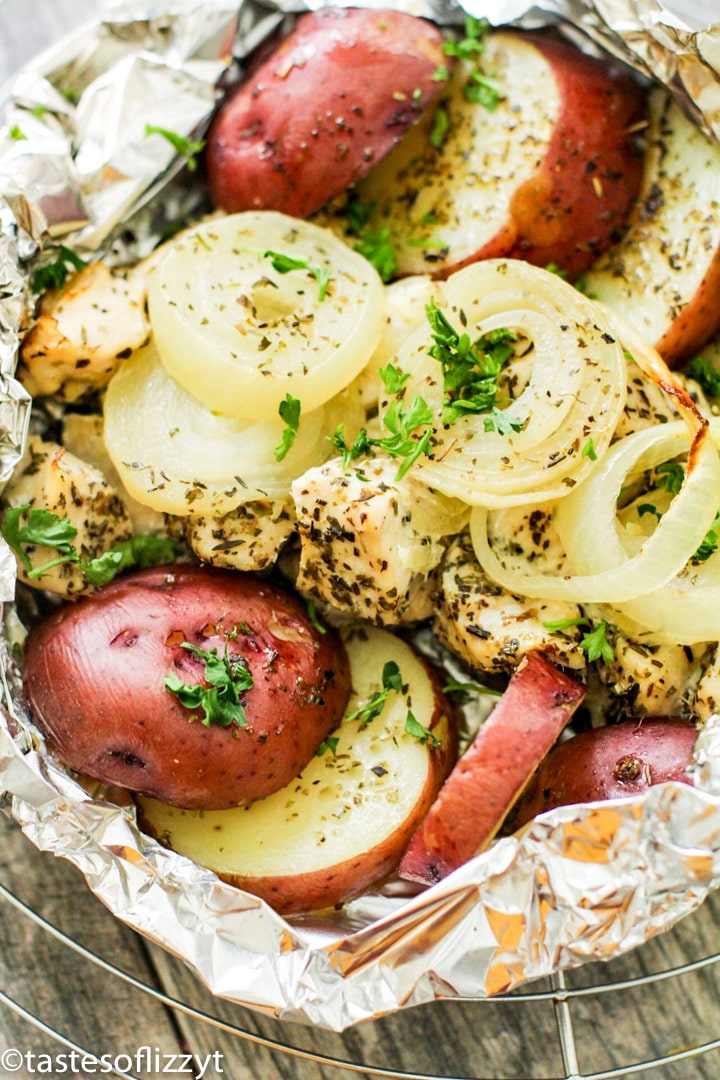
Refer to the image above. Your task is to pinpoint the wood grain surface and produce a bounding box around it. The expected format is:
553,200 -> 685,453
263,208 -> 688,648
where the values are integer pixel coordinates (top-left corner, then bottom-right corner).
2,3 -> 720,1079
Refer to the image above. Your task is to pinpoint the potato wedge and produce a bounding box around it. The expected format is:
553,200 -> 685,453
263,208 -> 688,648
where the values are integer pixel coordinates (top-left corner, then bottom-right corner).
139,628 -> 455,913
399,653 -> 585,885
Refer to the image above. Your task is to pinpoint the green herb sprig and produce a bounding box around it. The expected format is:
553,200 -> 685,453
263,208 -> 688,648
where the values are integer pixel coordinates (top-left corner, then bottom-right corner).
687,355 -> 720,398
274,393 -> 301,462
404,711 -> 441,747
144,123 -> 205,171
164,642 -> 253,727
31,246 -> 87,293
346,660 -> 404,729
263,250 -> 331,302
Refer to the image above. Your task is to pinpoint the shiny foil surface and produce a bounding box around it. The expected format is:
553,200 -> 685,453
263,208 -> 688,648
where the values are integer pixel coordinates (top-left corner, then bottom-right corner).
2,0 -> 720,1031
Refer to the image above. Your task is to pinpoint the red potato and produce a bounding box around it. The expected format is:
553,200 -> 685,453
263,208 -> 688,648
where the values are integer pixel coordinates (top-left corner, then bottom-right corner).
23,565 -> 350,810
513,717 -> 697,827
207,8 -> 449,219
584,90 -> 720,365
356,31 -> 645,279
399,653 -> 585,886
139,629 -> 456,914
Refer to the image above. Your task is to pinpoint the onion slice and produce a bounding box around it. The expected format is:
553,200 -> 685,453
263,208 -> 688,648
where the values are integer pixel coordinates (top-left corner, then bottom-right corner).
470,419 -> 720,604
387,260 -> 627,507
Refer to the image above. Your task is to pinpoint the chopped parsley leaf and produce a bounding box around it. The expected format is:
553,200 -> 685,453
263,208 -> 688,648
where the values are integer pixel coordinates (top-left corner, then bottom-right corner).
405,711 -> 441,747
346,660 -> 404,729
426,297 -> 518,427
429,106 -> 450,149
464,71 -> 501,110
545,263 -> 568,281
432,64 -> 450,82
144,123 -> 205,171
579,622 -> 614,664
164,642 -> 253,727
31,246 -> 87,293
328,424 -> 373,470
687,355 -> 720,398
637,503 -> 662,521
347,197 -> 374,235
274,393 -> 302,462
581,437 -> 597,461
655,461 -> 684,496
482,407 -> 524,436
263,250 -> 331,301
691,509 -> 720,565
9,125 -> 27,141
542,617 -> 586,633
316,736 -> 340,757
1,505 -> 178,585
352,226 -> 397,283
378,363 -> 410,395
442,15 -> 490,61
442,16 -> 502,110
306,598 -> 327,635
329,394 -> 434,481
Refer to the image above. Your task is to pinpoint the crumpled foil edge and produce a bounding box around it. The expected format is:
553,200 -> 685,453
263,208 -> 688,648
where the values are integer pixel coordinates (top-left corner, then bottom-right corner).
2,0 -> 720,1032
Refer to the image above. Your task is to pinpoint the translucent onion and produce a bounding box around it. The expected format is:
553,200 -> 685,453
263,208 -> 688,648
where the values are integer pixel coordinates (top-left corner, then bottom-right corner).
470,419 -> 720,604
389,260 -> 627,507
104,341 -> 363,517
148,211 -> 385,421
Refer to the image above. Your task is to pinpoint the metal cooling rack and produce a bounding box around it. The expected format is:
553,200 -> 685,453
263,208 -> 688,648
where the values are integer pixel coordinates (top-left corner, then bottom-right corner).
2,877 -> 720,1080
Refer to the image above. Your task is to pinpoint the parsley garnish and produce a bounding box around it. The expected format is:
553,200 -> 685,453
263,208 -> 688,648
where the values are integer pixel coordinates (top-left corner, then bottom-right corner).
1,505 -> 177,585
482,407 -> 524,435
545,263 -> 568,281
144,123 -> 205,172
274,393 -> 301,462
328,397 -> 434,481
353,226 -> 397,283
655,462 -> 684,496
442,16 -> 501,110
432,64 -> 450,82
306,598 -> 326,635
405,711 -> 441,747
429,107 -> 450,149
443,676 -> 502,697
9,125 -> 27,141
346,660 -> 404,729
315,736 -> 339,757
426,298 -> 519,428
164,642 -> 253,727
263,250 -> 331,301
637,503 -> 662,521
579,622 -> 614,664
542,617 -> 586,633
378,363 -> 410,395
691,510 -> 720,565
581,437 -> 597,461
687,356 -> 720,398
328,424 -> 373,470
31,246 -> 87,293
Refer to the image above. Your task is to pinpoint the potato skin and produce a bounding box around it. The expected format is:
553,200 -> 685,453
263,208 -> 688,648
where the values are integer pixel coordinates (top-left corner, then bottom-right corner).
505,34 -> 646,277
513,717 -> 697,827
207,7 -> 448,218
23,565 -> 351,810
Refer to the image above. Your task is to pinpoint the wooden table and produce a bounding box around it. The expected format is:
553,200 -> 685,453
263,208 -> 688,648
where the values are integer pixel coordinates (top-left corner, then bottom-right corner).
2,4 -> 720,1078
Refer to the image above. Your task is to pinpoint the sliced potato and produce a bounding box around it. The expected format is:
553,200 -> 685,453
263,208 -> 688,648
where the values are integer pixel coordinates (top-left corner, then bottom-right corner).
148,211 -> 385,420
139,628 -> 455,914
103,341 -> 363,517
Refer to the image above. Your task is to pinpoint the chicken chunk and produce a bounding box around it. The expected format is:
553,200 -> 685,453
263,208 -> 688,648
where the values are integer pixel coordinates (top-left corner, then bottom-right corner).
61,412 -> 165,536
436,529 -> 585,675
3,436 -> 132,598
691,644 -> 720,723
182,501 -> 295,572
20,261 -> 150,401
596,632 -> 707,717
292,456 -> 455,625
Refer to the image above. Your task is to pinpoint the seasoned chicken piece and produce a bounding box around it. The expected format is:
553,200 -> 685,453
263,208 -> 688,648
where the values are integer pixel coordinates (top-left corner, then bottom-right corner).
61,412 -> 165,536
20,261 -> 150,401
691,645 -> 720,723
3,436 -> 132,598
436,529 -> 585,675
292,456 -> 461,625
596,632 -> 707,717
182,501 -> 295,572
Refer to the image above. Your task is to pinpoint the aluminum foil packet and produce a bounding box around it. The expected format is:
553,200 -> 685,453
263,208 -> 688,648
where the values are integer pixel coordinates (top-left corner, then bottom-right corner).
2,0 -> 720,1031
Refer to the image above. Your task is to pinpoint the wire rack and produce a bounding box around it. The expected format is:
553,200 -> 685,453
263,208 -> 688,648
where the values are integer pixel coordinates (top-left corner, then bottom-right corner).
3,870 -> 720,1080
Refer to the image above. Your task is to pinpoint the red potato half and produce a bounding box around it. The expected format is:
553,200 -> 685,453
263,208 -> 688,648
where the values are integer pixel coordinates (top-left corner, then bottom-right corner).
399,652 -> 585,886
23,565 -> 350,810
584,89 -> 720,365
207,8 -> 449,219
356,31 -> 645,279
138,628 -> 456,915
513,717 -> 698,827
